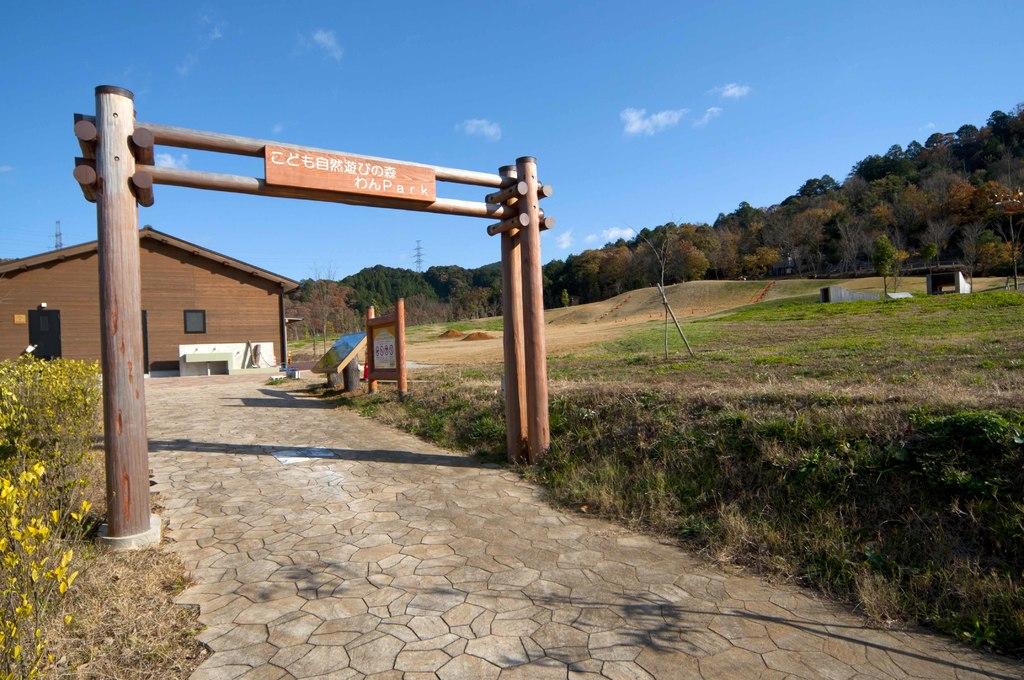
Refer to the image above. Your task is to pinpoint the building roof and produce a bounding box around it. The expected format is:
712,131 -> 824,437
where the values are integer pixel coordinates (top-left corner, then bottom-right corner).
0,226 -> 299,292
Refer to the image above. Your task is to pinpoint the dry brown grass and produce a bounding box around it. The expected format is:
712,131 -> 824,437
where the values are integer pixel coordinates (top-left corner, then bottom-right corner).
42,452 -> 205,680
45,548 -> 205,680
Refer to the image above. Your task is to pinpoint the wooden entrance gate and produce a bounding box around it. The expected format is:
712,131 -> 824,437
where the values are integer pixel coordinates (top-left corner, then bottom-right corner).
73,85 -> 554,545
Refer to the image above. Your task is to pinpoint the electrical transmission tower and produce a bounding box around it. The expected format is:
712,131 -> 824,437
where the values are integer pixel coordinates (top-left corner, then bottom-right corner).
54,220 -> 63,250
414,240 -> 424,271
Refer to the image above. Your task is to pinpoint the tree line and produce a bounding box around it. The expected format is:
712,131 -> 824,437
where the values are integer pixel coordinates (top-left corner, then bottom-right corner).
288,105 -> 1024,336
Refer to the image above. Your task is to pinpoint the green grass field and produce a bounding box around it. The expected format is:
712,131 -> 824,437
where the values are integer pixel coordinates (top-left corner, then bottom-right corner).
322,291 -> 1024,653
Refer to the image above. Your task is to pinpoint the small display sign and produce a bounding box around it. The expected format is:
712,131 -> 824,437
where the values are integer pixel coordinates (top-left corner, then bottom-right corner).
12,314 -> 26,325
373,326 -> 397,370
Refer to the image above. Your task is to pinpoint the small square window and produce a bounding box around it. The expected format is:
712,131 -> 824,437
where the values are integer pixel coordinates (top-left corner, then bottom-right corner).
184,309 -> 206,334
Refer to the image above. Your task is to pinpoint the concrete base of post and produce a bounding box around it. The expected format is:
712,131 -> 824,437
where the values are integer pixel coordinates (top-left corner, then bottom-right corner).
97,514 -> 161,551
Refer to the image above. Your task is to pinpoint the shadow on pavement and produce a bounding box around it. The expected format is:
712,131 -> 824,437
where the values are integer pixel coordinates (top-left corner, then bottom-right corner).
148,439 -> 494,469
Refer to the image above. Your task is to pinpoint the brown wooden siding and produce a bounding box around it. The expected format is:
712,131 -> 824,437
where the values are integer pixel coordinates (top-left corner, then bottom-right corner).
0,238 -> 285,371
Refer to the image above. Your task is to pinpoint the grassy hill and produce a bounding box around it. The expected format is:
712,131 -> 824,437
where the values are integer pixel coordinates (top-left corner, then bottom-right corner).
398,276 -> 1006,367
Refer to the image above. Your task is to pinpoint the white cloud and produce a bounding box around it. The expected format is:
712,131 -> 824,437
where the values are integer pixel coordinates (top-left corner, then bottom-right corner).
311,29 -> 344,61
555,230 -> 574,250
175,53 -> 198,77
456,118 -> 502,141
272,123 -> 285,135
693,107 -> 722,127
155,152 -> 189,169
712,83 -> 751,98
584,233 -> 599,244
0,165 -> 12,173
602,227 -> 635,241
921,121 -> 936,131
176,15 -> 225,77
200,14 -> 224,40
620,108 -> 688,136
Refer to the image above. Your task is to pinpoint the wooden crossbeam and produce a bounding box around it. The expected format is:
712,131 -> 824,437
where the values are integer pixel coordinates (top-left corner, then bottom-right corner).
133,121 -> 512,188
136,165 -> 513,220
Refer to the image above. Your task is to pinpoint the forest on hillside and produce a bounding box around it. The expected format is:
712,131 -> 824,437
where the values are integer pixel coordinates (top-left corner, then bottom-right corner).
288,105 -> 1024,337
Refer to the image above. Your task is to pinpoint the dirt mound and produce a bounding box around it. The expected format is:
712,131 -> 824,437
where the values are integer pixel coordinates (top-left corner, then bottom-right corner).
462,331 -> 494,341
439,329 -> 465,339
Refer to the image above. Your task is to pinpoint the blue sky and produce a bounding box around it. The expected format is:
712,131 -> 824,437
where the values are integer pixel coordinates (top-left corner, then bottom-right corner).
1,1 -> 1022,280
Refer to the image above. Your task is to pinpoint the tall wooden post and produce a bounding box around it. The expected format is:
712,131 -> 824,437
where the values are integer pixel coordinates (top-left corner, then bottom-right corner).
94,85 -> 159,548
515,156 -> 550,461
395,297 -> 408,399
366,305 -> 378,394
498,165 -> 528,463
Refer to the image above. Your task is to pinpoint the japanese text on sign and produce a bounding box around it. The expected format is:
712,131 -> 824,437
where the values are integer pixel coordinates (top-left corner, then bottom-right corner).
373,327 -> 397,370
264,145 -> 436,203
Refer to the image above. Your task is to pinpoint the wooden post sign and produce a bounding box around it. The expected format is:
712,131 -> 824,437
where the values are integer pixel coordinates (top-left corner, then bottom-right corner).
265,146 -> 436,203
72,85 -> 554,547
365,298 -> 408,398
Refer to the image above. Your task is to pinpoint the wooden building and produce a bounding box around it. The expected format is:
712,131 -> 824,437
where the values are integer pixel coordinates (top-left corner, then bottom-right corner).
0,226 -> 299,375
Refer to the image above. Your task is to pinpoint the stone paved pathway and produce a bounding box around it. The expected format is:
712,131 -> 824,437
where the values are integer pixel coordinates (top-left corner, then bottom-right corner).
147,376 -> 1022,680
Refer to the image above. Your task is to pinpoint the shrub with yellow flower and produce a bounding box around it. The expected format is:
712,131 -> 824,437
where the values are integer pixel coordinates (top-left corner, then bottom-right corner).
0,357 -> 99,678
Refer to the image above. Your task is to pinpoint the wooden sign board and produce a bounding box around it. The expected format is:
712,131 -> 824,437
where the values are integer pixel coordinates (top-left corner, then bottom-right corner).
12,313 -> 26,325
366,298 -> 408,397
264,145 -> 436,203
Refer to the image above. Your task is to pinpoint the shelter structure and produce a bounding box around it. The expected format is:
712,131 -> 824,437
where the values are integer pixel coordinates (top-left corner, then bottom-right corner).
926,270 -> 971,295
819,285 -> 879,303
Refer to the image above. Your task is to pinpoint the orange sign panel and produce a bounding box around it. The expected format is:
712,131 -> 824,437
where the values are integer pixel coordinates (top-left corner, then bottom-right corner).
264,145 -> 436,203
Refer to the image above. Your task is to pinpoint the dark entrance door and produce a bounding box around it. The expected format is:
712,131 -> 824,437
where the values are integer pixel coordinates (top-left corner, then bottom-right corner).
28,309 -> 61,359
141,310 -> 149,374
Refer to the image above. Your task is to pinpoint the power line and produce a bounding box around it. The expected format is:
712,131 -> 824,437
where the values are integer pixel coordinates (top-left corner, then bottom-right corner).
414,240 -> 424,271
54,220 -> 63,250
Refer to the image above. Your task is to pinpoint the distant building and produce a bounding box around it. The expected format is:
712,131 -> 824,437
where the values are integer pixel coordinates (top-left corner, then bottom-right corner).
926,270 -> 971,295
0,227 -> 298,376
819,285 -> 878,303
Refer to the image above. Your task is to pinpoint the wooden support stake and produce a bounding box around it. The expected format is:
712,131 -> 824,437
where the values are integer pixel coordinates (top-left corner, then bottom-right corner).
94,85 -> 153,542
130,171 -> 155,208
395,298 -> 408,399
487,212 -> 530,237
366,306 -> 378,394
655,283 -> 695,357
516,156 -> 550,462
499,165 -> 528,463
73,157 -> 98,203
